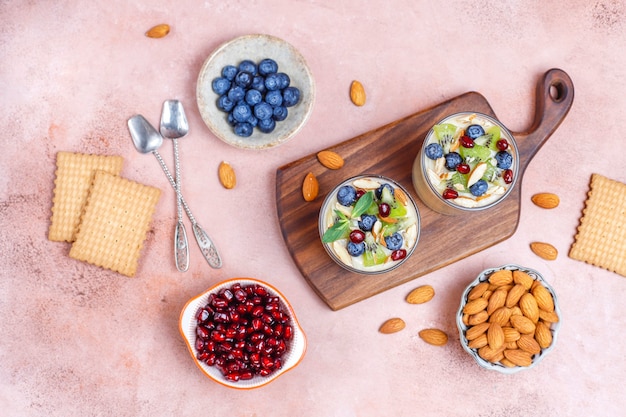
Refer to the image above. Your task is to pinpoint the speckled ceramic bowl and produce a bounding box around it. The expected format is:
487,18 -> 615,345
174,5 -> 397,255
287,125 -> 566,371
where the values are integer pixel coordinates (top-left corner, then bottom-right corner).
179,277 -> 307,389
457,264 -> 561,374
196,34 -> 315,150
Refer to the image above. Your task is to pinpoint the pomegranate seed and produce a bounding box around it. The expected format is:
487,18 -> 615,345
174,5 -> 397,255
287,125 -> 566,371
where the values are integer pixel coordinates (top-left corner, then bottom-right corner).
496,139 -> 509,151
205,353 -> 216,366
460,135 -> 474,148
442,188 -> 458,199
503,169 -> 513,184
220,288 -> 234,301
349,230 -> 365,243
251,306 -> 264,317
356,189 -> 366,199
205,340 -> 216,352
456,163 -> 470,174
265,302 -> 280,312
391,249 -> 407,261
233,289 -> 247,303
225,372 -> 240,382
211,331 -> 226,342
250,332 -> 265,343
196,325 -> 210,339
379,203 -> 391,217
195,338 -> 205,351
253,285 -> 267,296
213,312 -> 229,323
196,308 -> 211,322
261,356 -> 274,369
252,318 -> 263,331
239,371 -> 254,380
284,325 -> 293,340
211,298 -> 229,309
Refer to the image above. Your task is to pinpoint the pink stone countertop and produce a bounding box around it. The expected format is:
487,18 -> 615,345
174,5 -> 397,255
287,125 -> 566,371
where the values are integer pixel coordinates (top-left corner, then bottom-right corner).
2,1 -> 626,416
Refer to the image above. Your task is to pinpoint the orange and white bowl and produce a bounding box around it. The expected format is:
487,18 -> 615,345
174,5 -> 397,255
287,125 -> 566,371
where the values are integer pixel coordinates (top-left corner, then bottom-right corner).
179,278 -> 307,389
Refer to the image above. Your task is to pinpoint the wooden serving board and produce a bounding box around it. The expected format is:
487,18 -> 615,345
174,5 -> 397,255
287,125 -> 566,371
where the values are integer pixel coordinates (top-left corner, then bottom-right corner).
276,69 -> 574,311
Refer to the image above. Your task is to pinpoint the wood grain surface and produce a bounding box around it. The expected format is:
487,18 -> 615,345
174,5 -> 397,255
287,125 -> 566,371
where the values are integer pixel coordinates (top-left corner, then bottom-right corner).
276,69 -> 574,310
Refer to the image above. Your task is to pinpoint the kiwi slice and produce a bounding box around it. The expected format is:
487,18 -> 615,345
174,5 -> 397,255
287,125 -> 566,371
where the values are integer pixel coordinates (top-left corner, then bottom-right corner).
459,144 -> 492,163
446,171 -> 468,191
473,125 -> 501,150
363,234 -> 387,266
433,123 -> 458,153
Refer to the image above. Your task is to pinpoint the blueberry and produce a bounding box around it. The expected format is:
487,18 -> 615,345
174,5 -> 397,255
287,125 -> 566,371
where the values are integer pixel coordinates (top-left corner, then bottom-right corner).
221,65 -> 238,81
247,115 -> 258,128
227,86 -> 245,103
238,60 -> 257,75
495,151 -> 513,169
276,73 -> 290,89
232,103 -> 252,123
384,233 -> 403,251
254,102 -> 273,120
282,87 -> 300,107
245,89 -> 262,106
375,183 -> 394,200
217,95 -> 235,112
272,106 -> 288,121
264,73 -> 281,91
469,179 -> 489,196
258,117 -> 276,133
212,77 -> 231,95
358,214 -> 377,232
444,152 -> 462,170
425,143 -> 444,160
466,124 -> 485,139
258,58 -> 278,76
234,71 -> 253,88
234,122 -> 253,137
227,112 -> 235,126
265,90 -> 283,107
251,75 -> 266,92
336,185 -> 357,206
346,241 -> 365,257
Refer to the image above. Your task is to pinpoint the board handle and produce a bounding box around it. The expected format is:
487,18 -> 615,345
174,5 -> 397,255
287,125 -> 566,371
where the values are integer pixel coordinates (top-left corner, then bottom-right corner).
513,68 -> 574,172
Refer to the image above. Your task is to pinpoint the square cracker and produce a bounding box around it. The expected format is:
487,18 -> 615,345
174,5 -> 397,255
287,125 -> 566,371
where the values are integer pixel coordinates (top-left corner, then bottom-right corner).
69,171 -> 161,277
49,151 -> 124,242
569,174 -> 626,277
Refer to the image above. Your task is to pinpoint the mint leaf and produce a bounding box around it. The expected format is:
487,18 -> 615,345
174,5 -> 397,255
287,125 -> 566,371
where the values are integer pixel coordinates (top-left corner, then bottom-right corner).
351,191 -> 374,218
321,220 -> 350,243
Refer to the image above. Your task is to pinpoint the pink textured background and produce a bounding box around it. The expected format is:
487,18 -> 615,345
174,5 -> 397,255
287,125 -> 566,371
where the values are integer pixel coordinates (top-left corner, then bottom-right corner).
2,1 -> 625,416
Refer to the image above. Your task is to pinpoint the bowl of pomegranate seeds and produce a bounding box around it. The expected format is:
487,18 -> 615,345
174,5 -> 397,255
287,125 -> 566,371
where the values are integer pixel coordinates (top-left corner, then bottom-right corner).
179,278 -> 307,389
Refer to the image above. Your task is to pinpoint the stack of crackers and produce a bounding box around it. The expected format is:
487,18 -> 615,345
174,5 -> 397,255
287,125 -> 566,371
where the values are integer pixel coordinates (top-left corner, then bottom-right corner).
569,174 -> 626,277
49,151 -> 161,277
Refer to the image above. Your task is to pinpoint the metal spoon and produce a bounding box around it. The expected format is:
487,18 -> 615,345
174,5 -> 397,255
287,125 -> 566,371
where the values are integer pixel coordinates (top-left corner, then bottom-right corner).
128,114 -> 222,269
159,100 -> 190,272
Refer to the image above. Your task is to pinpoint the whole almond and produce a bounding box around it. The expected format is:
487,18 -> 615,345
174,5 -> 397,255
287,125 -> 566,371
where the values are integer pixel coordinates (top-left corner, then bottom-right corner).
218,161 -> 237,189
316,150 -> 344,170
502,327 -> 521,343
302,172 -> 319,202
505,284 -> 527,308
146,23 -> 170,38
519,293 -> 540,323
503,349 -> 533,367
478,345 -> 505,362
532,283 -> 555,312
500,358 -> 517,368
350,80 -> 366,106
463,297 -> 488,315
465,322 -> 490,341
468,310 -> 490,326
535,321 -> 553,348
487,289 -> 507,315
379,317 -> 405,334
419,328 -> 448,346
513,270 -> 534,290
517,334 -> 541,354
488,269 -> 513,286
531,193 -> 560,209
406,285 -> 435,304
510,315 -> 536,335
487,322 -> 505,350
468,334 -> 488,349
538,309 -> 560,323
530,242 -> 558,260
489,307 -> 512,327
468,282 -> 489,300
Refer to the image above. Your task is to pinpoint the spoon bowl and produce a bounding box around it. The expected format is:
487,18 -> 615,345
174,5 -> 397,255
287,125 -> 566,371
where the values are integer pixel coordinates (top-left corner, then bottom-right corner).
128,115 -> 163,153
160,100 -> 189,140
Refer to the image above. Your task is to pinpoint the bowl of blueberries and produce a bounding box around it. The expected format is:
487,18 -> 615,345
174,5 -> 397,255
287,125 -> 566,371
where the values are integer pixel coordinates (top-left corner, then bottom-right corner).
197,34 -> 315,150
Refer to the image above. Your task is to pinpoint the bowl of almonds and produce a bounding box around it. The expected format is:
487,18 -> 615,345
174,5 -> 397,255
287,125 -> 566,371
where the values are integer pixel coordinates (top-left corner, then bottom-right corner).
456,264 -> 561,374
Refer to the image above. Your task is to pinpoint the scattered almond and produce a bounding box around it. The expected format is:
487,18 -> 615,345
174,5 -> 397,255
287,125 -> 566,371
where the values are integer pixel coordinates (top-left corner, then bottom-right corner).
302,172 -> 319,202
379,318 -> 406,334
217,161 -> 236,189
350,80 -> 366,106
406,285 -> 435,304
316,150 -> 344,170
145,23 -> 170,38
531,192 -> 560,209
530,242 -> 558,260
419,328 -> 448,346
